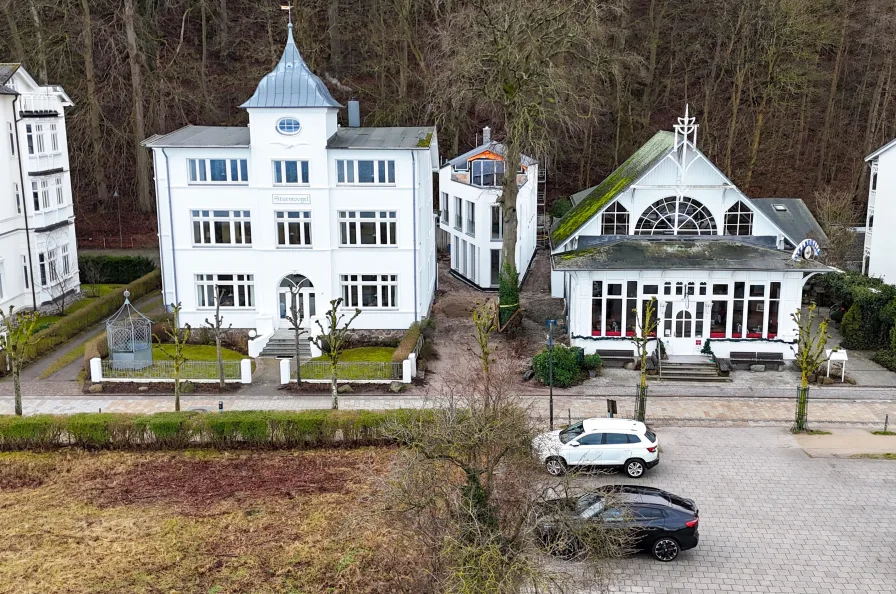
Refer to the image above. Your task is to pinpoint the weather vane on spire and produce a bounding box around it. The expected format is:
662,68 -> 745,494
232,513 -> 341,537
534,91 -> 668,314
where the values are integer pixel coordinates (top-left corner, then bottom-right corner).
280,2 -> 293,26
674,104 -> 699,148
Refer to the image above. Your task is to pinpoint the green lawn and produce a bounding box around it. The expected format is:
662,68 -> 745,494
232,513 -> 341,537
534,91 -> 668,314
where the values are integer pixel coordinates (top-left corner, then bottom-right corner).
102,345 -> 246,380
38,285 -> 126,328
152,344 -> 245,362
301,347 -> 398,380
311,346 -> 395,363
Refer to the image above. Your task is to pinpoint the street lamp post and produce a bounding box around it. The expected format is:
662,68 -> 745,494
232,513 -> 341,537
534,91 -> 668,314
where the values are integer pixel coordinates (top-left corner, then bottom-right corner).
546,319 -> 556,430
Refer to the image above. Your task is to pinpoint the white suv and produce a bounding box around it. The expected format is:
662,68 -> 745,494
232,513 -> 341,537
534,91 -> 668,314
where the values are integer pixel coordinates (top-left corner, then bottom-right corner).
533,418 -> 659,478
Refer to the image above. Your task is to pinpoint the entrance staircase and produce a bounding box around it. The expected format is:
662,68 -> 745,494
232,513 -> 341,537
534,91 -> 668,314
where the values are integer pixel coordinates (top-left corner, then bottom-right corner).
258,329 -> 312,358
657,356 -> 730,382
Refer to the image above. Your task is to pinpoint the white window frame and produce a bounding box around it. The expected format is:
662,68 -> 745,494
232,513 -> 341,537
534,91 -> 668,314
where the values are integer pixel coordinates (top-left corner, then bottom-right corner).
61,244 -> 70,276
338,210 -> 398,246
453,196 -> 462,230
13,182 -> 21,214
195,274 -> 255,309
7,122 -> 14,157
465,201 -> 476,237
272,160 -> 310,185
38,253 -> 46,286
53,176 -> 63,205
439,192 -> 448,224
340,274 -> 398,309
191,210 -> 252,245
49,123 -> 59,152
187,158 -> 249,184
275,211 -> 313,247
336,159 -> 396,185
490,204 -> 502,241
471,159 -> 505,187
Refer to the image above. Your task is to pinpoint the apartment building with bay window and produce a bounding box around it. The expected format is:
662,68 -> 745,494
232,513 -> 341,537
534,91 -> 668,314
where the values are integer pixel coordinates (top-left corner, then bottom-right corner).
143,25 -> 438,357
0,63 -> 79,312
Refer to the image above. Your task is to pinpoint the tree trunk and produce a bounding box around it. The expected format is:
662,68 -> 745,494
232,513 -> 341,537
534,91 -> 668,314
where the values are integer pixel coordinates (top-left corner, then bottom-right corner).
27,0 -> 48,84
13,364 -> 22,416
724,61 -> 746,178
499,142 -> 521,282
744,102 -> 766,188
328,0 -> 340,71
79,0 -> 110,212
200,0 -> 209,113
174,377 -> 181,412
218,0 -> 229,56
216,335 -> 225,389
331,363 -> 338,409
123,0 -> 154,212
294,324 -> 303,384
816,7 -> 849,185
1,1 -> 26,63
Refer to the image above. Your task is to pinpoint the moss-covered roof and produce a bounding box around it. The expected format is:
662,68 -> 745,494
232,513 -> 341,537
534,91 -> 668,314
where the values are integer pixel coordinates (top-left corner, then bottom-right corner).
551,131 -> 675,246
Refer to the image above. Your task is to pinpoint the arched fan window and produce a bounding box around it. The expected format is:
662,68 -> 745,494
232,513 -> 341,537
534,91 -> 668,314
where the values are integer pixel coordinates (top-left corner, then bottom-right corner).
634,197 -> 717,236
724,201 -> 753,235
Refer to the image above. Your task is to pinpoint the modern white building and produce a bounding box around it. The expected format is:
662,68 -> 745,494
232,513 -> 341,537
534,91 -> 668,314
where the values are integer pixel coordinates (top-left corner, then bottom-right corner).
143,25 -> 438,357
437,130 -> 538,289
863,138 -> 895,281
0,63 -> 79,312
550,109 -> 833,360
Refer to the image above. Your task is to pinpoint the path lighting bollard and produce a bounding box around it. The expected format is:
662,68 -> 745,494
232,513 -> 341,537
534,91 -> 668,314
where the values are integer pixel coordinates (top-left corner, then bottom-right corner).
885,414 -> 889,433
218,400 -> 223,412
546,319 -> 556,430
607,399 -> 617,419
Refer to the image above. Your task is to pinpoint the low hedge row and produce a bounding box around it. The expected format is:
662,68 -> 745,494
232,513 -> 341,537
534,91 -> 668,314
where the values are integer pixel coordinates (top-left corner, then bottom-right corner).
0,409 -> 429,451
79,255 -> 157,284
392,322 -> 421,363
24,269 -> 162,363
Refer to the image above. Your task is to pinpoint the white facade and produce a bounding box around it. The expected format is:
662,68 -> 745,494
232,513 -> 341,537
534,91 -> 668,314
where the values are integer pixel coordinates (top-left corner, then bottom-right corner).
0,64 -> 79,312
144,27 -> 438,355
438,136 -> 538,289
863,139 -> 896,282
551,111 -> 831,360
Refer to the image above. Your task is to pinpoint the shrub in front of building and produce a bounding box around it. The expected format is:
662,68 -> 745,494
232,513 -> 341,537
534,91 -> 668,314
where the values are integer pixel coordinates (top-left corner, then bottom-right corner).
78,255 -> 157,285
392,322 -> 422,363
532,345 -> 582,388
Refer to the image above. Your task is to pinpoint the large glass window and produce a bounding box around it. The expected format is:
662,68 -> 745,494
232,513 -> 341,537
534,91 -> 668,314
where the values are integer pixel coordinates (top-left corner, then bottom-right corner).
606,283 -> 623,336
490,250 -> 501,288
336,160 -> 395,184
471,159 -> 505,187
196,274 -> 255,308
189,158 -> 248,183
276,211 -> 312,246
340,274 -> 398,308
491,204 -> 502,240
454,197 -> 462,230
273,160 -> 309,185
591,281 -> 603,336
440,192 -> 448,224
768,282 -> 781,337
338,211 -> 397,246
466,201 -> 476,236
625,281 -> 638,336
732,282 -> 745,338
724,201 -> 753,235
710,301 -> 728,337
191,210 -> 252,245
747,284 -> 765,338
602,202 -> 630,235
635,196 -> 717,235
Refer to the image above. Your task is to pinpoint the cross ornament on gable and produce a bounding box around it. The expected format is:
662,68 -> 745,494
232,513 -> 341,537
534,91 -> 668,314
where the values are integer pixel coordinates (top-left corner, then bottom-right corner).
280,2 -> 293,25
674,104 -> 699,149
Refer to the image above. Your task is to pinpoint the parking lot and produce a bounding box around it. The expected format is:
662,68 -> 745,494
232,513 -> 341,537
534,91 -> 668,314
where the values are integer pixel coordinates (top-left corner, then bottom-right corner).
572,427 -> 896,593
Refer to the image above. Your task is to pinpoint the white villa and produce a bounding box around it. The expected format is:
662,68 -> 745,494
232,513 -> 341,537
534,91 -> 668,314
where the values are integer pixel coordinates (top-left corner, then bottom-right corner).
0,63 -> 79,312
863,137 -> 895,281
438,128 -> 538,289
550,109 -> 833,360
143,24 -> 438,357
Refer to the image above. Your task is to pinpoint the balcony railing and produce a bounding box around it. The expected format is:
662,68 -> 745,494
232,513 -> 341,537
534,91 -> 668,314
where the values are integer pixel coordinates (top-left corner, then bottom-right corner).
17,93 -> 61,116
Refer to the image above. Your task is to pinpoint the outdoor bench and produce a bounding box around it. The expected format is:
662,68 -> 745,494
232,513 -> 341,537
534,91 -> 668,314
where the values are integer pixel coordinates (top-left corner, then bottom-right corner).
595,349 -> 635,367
729,351 -> 785,371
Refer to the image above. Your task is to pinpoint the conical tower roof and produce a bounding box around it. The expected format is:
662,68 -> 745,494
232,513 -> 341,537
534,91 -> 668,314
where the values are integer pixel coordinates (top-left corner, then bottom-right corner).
240,24 -> 341,109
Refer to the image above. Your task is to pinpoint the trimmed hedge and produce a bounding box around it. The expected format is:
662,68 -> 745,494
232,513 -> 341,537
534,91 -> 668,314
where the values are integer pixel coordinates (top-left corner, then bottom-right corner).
24,268 -> 161,363
392,322 -> 421,363
0,409 -> 430,451
79,255 -> 156,284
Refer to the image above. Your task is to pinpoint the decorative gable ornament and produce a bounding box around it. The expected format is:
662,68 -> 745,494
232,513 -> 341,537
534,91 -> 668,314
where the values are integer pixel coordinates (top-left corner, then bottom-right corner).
792,238 -> 821,262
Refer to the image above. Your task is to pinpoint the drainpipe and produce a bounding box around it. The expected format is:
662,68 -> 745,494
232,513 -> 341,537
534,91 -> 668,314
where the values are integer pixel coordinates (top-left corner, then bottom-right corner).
12,94 -> 38,310
412,150 -> 418,322
161,148 -> 178,307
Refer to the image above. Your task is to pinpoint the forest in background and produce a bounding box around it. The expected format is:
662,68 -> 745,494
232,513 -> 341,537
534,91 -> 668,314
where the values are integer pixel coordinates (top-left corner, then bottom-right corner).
1,0 -> 894,248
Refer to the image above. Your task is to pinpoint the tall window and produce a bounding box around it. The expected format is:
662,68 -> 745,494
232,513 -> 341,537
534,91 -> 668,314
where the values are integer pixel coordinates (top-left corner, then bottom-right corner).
675,311 -> 693,337
191,210 -> 252,245
7,123 -> 14,156
710,284 -> 728,337
625,281 -> 638,336
591,281 -> 603,336
466,201 -> 476,236
491,204 -> 502,240
276,211 -> 312,246
602,202 -> 629,235
196,274 -> 255,308
340,274 -> 398,308
61,244 -> 70,276
336,159 -> 395,184
26,124 -> 45,155
46,248 -> 58,283
768,282 -> 781,337
490,250 -> 501,287
53,176 -> 63,205
31,180 -> 51,210
635,196 -> 717,235
606,283 -> 623,336
38,253 -> 46,286
22,256 -> 29,290
454,197 -> 462,230
49,123 -> 59,152
724,201 -> 753,235
273,160 -> 309,185
339,211 -> 397,245
732,282 -> 745,338
440,192 -> 448,224
471,159 -> 504,187
746,284 -> 765,338
13,182 -> 20,214
188,158 -> 249,183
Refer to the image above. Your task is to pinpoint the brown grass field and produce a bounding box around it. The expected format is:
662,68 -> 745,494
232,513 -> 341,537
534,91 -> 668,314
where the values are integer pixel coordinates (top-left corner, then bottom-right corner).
0,448 -> 426,594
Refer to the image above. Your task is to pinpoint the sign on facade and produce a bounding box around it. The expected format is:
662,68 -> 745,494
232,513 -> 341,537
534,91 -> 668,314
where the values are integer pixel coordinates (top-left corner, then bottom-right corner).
272,194 -> 311,205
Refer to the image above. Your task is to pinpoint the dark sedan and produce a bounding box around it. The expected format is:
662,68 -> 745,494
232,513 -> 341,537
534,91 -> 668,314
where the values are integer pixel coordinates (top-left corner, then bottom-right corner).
535,485 -> 699,562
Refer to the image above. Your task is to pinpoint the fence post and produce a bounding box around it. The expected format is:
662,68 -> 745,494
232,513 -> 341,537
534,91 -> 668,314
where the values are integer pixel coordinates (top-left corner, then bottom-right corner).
90,357 -> 103,383
279,358 -> 291,385
408,352 -> 417,378
402,359 -> 412,384
240,359 -> 252,384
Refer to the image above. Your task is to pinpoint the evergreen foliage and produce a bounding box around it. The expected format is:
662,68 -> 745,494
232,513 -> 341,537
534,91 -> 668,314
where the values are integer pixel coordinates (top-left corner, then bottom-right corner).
498,261 -> 519,326
78,255 -> 156,284
532,345 -> 582,388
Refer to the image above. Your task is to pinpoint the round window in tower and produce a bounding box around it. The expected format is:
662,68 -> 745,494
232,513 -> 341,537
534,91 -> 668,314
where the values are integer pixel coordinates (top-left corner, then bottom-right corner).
276,117 -> 302,135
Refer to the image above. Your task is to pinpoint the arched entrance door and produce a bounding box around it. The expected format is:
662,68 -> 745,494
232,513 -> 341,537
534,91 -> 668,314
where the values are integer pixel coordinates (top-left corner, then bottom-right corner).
278,274 -> 315,329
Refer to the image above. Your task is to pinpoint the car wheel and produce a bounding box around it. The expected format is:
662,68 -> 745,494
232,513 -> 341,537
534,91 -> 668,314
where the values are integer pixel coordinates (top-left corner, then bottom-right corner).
545,457 -> 567,476
652,537 -> 680,562
624,458 -> 646,478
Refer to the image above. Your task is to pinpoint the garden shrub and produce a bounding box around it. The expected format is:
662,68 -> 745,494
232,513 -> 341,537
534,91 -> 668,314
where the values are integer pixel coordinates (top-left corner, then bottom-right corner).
873,350 -> 896,373
78,255 -> 156,284
200,411 -> 271,448
134,412 -> 196,448
269,410 -> 330,447
532,345 -> 582,388
549,197 -> 573,219
582,353 -> 603,370
66,413 -> 139,449
829,304 -> 846,324
392,322 -> 422,363
839,303 -> 862,349
0,415 -> 62,450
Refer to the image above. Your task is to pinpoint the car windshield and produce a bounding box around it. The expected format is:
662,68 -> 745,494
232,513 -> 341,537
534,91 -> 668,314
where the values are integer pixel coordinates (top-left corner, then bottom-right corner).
645,429 -> 657,443
559,422 -> 585,444
575,493 -> 605,518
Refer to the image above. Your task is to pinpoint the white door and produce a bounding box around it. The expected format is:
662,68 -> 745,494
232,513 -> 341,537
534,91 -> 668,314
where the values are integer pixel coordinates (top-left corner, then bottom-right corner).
669,302 -> 694,355
278,288 -> 314,329
602,433 -> 633,464
561,432 -> 604,466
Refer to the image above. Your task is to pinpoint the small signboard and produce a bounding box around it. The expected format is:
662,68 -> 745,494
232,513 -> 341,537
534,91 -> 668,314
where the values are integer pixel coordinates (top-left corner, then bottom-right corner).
273,194 -> 311,205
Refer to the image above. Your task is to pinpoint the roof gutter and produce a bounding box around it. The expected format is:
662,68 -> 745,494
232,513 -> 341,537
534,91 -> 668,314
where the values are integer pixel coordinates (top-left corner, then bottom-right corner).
12,94 -> 38,310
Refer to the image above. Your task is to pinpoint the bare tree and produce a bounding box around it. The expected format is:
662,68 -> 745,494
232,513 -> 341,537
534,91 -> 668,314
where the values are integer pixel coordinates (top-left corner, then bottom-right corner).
43,241 -> 73,316
155,302 -> 191,412
79,0 -> 111,212
80,258 -> 103,298
283,287 -> 309,385
123,0 -> 153,213
814,185 -> 861,268
792,303 -> 830,432
633,298 -> 658,422
0,307 -> 42,416
310,298 -> 360,409
203,287 -> 230,389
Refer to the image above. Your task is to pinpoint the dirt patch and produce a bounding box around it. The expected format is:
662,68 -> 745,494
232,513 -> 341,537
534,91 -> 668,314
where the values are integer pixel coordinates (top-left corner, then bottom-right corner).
78,450 -> 383,512
0,453 -> 62,489
87,381 -> 244,395
280,381 -> 401,394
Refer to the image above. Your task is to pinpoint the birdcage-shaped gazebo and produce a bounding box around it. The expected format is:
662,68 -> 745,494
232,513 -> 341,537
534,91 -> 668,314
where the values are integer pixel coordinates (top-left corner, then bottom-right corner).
106,290 -> 153,369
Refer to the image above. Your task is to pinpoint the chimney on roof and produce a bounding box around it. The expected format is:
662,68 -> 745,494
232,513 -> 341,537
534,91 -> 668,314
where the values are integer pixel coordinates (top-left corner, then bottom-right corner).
482,126 -> 491,144
348,100 -> 361,127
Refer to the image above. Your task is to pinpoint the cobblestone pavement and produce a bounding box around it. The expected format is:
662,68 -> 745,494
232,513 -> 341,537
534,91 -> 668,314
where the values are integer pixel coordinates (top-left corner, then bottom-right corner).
568,427 -> 896,593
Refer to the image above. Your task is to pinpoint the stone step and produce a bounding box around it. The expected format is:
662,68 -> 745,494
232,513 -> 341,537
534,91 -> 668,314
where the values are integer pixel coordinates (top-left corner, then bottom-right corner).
659,364 -> 718,372
656,374 -> 732,383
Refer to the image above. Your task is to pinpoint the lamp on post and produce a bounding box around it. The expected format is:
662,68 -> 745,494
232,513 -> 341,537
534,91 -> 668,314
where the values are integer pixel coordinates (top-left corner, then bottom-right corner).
546,319 -> 556,430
